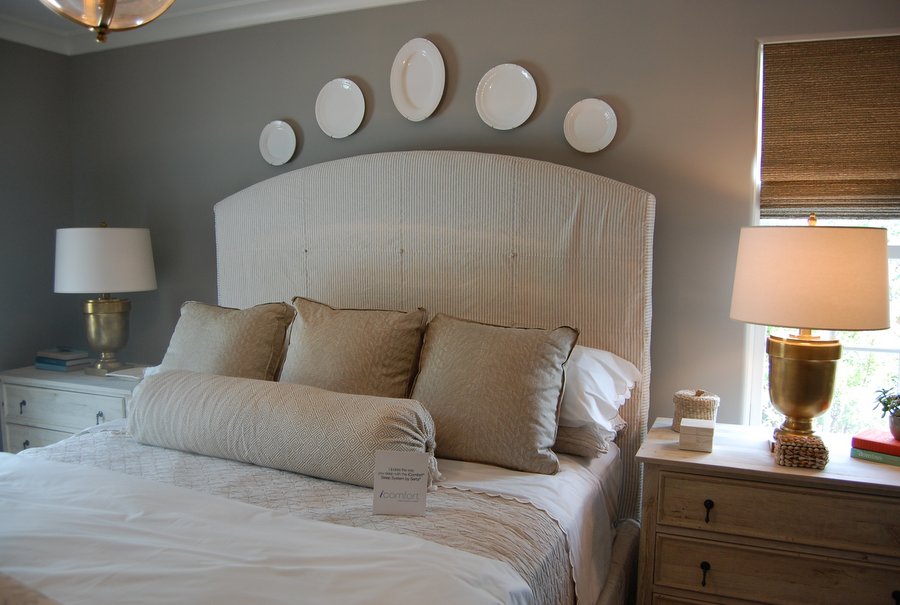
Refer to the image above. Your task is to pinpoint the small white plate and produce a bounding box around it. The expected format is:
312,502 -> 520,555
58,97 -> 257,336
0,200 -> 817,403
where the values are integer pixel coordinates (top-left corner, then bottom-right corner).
475,63 -> 537,130
391,38 -> 445,122
315,78 -> 365,138
564,98 -> 617,153
258,120 -> 296,166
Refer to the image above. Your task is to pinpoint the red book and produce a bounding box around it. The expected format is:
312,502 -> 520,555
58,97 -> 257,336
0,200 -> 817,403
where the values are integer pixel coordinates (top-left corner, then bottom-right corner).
851,428 -> 900,457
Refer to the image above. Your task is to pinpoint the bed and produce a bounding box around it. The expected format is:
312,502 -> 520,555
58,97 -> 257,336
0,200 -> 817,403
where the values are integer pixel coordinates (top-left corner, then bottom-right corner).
1,150 -> 655,605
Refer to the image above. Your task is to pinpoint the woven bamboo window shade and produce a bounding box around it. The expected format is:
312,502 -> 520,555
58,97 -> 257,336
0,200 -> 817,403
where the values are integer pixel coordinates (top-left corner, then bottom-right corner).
761,36 -> 900,218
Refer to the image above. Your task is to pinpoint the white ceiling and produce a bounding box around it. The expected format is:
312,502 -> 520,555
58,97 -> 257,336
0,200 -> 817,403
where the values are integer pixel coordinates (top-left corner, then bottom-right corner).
0,0 -> 421,55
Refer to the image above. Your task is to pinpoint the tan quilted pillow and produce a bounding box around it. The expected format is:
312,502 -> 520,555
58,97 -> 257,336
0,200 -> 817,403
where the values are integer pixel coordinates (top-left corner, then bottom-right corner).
157,301 -> 295,381
279,297 -> 426,398
411,314 -> 578,474
128,370 -> 440,488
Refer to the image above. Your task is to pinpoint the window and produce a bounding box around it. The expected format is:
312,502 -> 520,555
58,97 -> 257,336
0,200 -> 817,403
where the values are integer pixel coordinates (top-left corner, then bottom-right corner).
751,35 -> 900,433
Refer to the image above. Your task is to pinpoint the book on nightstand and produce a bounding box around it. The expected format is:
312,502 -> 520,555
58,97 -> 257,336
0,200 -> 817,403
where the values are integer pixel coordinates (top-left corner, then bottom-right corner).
34,347 -> 91,372
850,447 -> 900,467
851,428 -> 900,457
34,361 -> 91,372
35,347 -> 89,361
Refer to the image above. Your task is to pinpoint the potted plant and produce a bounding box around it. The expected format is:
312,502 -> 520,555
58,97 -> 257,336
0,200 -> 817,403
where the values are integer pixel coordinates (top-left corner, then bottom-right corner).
874,387 -> 900,440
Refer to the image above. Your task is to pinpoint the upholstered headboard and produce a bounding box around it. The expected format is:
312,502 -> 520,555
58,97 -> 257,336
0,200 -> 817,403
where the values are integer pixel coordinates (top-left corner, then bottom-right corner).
214,150 -> 655,520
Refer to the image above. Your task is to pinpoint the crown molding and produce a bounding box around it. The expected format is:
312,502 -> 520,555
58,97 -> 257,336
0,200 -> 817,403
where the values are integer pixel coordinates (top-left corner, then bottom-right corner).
0,0 -> 422,56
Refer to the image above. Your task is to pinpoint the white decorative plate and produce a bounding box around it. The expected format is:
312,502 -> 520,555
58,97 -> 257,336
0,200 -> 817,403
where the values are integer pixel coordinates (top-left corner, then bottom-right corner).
563,98 -> 617,153
315,78 -> 365,138
258,120 -> 296,166
475,63 -> 537,130
390,37 -> 445,122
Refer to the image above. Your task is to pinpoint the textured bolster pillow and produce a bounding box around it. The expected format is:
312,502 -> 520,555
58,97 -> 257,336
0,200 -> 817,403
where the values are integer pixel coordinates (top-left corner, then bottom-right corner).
128,370 -> 440,488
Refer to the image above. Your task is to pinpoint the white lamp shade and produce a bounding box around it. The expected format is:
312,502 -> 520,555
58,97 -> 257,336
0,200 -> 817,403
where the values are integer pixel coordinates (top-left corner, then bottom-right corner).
55,228 -> 157,294
730,226 -> 889,331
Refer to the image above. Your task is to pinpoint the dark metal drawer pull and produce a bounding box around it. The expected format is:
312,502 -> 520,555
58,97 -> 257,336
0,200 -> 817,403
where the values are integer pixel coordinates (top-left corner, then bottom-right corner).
700,561 -> 711,587
703,499 -> 714,523
19,400 -> 26,414
96,411 -> 105,425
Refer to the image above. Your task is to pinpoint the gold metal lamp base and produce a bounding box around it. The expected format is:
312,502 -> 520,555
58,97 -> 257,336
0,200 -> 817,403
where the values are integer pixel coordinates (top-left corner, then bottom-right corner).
83,295 -> 131,376
767,331 -> 840,438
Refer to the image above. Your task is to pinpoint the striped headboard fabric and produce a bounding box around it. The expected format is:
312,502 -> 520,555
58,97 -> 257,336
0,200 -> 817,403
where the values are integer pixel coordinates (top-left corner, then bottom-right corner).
214,150 -> 655,519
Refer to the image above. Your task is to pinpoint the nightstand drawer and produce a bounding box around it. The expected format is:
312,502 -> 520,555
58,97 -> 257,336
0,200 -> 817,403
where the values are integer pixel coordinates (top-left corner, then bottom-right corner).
658,471 -> 900,557
3,384 -> 126,432
4,423 -> 71,453
655,534 -> 899,604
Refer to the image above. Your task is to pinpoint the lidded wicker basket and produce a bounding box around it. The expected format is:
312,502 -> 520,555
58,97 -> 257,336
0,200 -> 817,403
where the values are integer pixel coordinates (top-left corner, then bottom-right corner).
672,389 -> 720,432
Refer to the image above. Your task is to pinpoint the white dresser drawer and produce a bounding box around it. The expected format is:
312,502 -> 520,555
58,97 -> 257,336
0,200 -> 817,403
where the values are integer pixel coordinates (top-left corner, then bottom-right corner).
3,383 -> 126,432
4,423 -> 71,453
655,533 -> 899,605
658,471 -> 900,557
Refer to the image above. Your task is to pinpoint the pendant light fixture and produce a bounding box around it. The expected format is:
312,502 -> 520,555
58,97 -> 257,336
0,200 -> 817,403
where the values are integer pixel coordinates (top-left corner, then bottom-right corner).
38,0 -> 177,43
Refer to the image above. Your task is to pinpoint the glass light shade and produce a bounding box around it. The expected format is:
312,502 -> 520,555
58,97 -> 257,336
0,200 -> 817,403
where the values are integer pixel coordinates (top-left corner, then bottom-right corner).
55,228 -> 157,294
730,226 -> 889,331
38,0 -> 177,42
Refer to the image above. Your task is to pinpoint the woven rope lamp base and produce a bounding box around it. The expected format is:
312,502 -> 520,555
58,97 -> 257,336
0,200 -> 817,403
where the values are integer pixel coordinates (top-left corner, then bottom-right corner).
773,434 -> 828,469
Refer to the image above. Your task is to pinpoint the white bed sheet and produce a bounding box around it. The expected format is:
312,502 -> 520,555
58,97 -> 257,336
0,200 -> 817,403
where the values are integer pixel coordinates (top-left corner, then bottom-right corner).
439,444 -> 622,604
13,420 -> 623,604
0,454 -> 531,605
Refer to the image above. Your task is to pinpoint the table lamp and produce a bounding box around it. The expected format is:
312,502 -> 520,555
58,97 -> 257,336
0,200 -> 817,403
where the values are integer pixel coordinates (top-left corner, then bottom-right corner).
54,226 -> 157,375
730,215 -> 889,438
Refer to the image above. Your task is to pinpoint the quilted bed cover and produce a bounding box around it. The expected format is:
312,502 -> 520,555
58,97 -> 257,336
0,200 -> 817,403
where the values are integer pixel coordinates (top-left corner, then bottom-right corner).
6,421 -> 622,605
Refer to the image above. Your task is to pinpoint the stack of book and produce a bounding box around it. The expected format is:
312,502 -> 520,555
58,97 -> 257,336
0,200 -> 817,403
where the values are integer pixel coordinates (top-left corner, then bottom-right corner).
35,348 -> 91,372
850,428 -> 900,467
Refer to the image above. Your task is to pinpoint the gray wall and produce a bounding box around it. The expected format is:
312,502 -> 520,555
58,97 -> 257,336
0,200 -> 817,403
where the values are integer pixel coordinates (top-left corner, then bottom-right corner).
0,41 -> 79,371
2,0 -> 899,424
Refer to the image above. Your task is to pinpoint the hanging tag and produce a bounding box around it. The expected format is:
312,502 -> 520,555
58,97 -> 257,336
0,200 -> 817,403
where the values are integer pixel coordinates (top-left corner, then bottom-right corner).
373,450 -> 428,516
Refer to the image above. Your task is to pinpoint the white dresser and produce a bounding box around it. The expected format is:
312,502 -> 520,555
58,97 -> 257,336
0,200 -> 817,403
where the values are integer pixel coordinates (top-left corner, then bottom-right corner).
637,418 -> 900,605
0,366 -> 139,453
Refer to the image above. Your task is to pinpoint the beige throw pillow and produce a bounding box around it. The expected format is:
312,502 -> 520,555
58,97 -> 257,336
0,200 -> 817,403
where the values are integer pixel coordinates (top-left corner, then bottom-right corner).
128,370 -> 440,488
157,301 -> 295,381
411,314 -> 578,474
279,297 -> 426,398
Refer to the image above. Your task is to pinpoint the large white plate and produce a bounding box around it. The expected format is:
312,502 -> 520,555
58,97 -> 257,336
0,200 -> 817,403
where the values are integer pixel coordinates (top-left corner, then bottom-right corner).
258,120 -> 296,166
475,63 -> 537,130
564,98 -> 617,153
390,37 -> 445,122
315,78 -> 365,138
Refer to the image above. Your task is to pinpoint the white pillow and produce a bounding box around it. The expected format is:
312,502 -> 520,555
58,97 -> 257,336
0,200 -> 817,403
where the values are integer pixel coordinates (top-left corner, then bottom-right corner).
560,345 -> 641,431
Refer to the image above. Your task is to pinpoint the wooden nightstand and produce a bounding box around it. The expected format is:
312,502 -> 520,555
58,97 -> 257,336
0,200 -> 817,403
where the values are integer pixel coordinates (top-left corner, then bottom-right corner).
636,418 -> 900,605
0,366 -> 140,453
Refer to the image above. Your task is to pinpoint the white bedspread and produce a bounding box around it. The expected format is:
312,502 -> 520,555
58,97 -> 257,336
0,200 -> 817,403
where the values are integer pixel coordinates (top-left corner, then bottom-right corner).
0,454 -> 531,605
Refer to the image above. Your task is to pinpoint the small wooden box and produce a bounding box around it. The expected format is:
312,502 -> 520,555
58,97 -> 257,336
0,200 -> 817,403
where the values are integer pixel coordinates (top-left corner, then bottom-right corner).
678,418 -> 715,452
